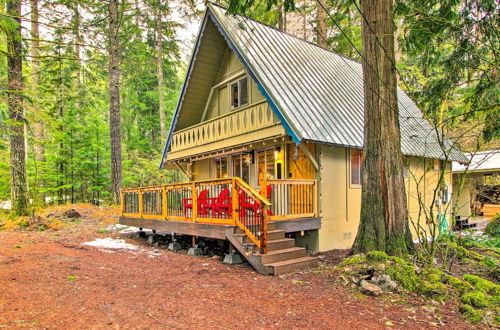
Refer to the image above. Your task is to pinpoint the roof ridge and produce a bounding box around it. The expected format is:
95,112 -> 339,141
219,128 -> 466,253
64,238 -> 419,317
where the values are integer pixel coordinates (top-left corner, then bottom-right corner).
207,2 -> 359,65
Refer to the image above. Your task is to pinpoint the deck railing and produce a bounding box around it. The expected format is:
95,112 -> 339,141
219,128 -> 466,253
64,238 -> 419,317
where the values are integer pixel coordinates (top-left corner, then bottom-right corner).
121,178 -> 317,252
121,178 -> 271,252
264,179 -> 318,220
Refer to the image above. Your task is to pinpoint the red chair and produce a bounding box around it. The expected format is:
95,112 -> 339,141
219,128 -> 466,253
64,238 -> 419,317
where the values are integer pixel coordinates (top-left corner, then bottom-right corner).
214,188 -> 232,218
239,189 -> 259,218
183,189 -> 215,217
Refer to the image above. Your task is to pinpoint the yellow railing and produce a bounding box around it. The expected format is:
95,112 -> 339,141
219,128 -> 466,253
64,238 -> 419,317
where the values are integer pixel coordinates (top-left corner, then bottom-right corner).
264,179 -> 318,221
169,101 -> 280,153
121,177 -> 271,252
121,178 -> 318,252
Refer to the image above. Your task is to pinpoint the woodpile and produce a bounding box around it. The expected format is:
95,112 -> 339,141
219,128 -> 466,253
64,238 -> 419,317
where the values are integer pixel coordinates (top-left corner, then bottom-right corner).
475,185 -> 500,216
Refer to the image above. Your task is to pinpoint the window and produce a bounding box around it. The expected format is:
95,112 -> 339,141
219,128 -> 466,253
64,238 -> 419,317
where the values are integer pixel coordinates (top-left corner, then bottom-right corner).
230,77 -> 248,109
350,148 -> 363,185
232,154 -> 251,184
214,157 -> 228,178
257,149 -> 275,188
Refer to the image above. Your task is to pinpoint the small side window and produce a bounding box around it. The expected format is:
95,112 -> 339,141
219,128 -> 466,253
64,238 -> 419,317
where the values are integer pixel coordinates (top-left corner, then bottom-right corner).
350,148 -> 363,186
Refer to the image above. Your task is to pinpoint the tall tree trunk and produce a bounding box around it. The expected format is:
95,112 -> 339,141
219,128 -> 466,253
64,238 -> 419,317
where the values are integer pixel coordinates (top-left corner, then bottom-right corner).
7,0 -> 29,215
277,2 -> 285,31
155,3 -> 167,146
108,0 -> 122,204
316,0 -> 328,48
351,0 -> 413,256
30,0 -> 45,162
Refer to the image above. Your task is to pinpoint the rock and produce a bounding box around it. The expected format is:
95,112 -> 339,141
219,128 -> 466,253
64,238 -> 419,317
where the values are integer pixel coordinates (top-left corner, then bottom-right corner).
414,265 -> 421,274
372,274 -> 398,292
350,276 -> 359,284
63,209 -> 81,219
360,279 -> 382,296
421,306 -> 436,313
377,263 -> 386,272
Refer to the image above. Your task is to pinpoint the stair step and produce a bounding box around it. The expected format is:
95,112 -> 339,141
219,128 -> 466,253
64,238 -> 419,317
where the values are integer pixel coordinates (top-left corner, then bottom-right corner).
267,238 -> 295,251
260,247 -> 306,264
267,230 -> 285,240
266,256 -> 318,275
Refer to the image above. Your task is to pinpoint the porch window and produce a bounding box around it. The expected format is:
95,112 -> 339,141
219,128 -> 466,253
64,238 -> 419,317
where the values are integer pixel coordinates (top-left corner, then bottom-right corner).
214,157 -> 228,178
232,154 -> 251,184
230,77 -> 248,110
350,148 -> 363,186
257,149 -> 275,188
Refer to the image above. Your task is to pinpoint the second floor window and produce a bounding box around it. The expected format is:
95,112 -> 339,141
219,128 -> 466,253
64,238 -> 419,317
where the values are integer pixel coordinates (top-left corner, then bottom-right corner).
230,77 -> 248,109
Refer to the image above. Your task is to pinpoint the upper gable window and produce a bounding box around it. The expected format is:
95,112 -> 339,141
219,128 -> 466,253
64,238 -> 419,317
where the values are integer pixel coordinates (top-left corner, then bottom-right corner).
230,77 -> 248,110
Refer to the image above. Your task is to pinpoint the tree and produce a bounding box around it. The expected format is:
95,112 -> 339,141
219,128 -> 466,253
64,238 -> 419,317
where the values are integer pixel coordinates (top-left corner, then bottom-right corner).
108,0 -> 122,204
30,0 -> 45,163
350,0 -> 413,255
7,0 -> 29,215
155,0 -> 167,145
316,0 -> 327,48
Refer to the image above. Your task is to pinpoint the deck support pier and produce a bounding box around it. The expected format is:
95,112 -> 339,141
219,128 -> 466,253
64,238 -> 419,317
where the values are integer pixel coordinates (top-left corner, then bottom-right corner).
168,233 -> 181,251
188,236 -> 203,255
223,242 -> 242,264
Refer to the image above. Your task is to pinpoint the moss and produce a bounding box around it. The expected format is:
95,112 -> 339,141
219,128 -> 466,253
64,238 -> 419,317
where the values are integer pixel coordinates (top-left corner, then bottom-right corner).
445,276 -> 474,293
461,292 -> 490,308
386,259 -> 420,291
459,304 -> 484,323
417,281 -> 447,298
481,257 -> 497,268
468,250 -> 485,262
463,275 -> 500,296
340,254 -> 366,265
388,256 -> 406,264
421,267 -> 445,283
448,242 -> 469,259
366,251 -> 388,262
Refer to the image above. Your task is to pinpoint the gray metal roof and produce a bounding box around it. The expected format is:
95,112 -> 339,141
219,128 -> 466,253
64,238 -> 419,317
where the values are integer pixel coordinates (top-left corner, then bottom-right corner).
161,4 -> 467,166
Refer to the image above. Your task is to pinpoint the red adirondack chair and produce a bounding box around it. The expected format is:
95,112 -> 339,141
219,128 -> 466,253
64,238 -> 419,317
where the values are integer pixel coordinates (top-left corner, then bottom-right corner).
239,189 -> 259,218
183,189 -> 215,217
214,188 -> 232,218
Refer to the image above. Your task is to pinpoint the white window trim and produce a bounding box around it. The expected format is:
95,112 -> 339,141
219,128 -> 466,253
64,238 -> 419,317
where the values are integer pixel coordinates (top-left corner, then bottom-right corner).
349,148 -> 362,188
229,76 -> 249,110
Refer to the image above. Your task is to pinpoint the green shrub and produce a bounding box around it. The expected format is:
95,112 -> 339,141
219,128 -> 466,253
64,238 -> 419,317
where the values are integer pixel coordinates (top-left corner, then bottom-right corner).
459,304 -> 484,323
485,215 -> 500,237
461,292 -> 490,308
366,251 -> 388,262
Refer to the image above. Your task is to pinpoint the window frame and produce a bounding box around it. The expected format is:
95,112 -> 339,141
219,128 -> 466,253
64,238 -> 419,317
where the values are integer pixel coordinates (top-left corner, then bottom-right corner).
229,77 -> 249,110
213,157 -> 229,179
349,148 -> 363,188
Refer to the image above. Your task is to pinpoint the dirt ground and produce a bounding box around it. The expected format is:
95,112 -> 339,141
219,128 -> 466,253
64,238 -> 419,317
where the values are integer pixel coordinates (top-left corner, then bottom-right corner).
0,208 -> 476,329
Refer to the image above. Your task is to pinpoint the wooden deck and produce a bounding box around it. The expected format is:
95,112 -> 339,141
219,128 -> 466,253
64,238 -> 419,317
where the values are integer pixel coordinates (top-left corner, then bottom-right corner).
120,177 -> 320,274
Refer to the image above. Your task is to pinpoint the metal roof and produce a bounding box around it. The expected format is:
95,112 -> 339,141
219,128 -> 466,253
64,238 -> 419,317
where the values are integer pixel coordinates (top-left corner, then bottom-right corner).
452,150 -> 500,172
161,4 -> 467,167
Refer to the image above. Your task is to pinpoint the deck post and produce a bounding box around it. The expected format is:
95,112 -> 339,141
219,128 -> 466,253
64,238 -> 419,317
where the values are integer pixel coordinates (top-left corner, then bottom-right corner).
138,188 -> 143,218
120,190 -> 124,216
313,180 -> 318,216
231,178 -> 238,226
192,182 -> 197,222
162,185 -> 167,220
260,204 -> 269,254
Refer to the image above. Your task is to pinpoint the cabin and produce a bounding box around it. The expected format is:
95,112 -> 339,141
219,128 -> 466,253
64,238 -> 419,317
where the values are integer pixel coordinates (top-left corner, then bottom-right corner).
452,150 -> 500,218
119,4 -> 467,275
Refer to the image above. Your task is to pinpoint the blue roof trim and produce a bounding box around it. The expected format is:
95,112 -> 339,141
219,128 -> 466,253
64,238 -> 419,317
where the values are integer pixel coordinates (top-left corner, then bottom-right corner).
207,9 -> 301,144
159,12 -> 210,169
160,7 -> 302,169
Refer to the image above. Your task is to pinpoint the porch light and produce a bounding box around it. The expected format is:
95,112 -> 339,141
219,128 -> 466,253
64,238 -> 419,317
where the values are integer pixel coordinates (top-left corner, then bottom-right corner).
274,146 -> 281,160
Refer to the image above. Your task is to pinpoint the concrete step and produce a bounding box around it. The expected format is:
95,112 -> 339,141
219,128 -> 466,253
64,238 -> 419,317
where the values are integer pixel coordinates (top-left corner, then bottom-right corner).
266,256 -> 318,276
260,247 -> 306,264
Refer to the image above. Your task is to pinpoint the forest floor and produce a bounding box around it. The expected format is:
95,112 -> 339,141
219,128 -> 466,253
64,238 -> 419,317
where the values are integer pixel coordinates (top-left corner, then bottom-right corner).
0,205 -> 476,329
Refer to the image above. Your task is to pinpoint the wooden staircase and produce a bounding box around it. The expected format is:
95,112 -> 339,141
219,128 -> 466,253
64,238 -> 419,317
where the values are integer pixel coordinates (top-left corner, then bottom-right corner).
225,222 -> 318,275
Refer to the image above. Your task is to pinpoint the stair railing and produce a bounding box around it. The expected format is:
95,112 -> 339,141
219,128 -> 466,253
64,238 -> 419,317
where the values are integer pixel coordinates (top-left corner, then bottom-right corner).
233,177 -> 271,254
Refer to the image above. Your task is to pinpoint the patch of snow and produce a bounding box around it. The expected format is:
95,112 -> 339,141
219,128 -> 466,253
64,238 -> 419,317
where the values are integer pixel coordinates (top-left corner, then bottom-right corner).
83,238 -> 139,251
1,200 -> 11,210
106,224 -> 129,231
